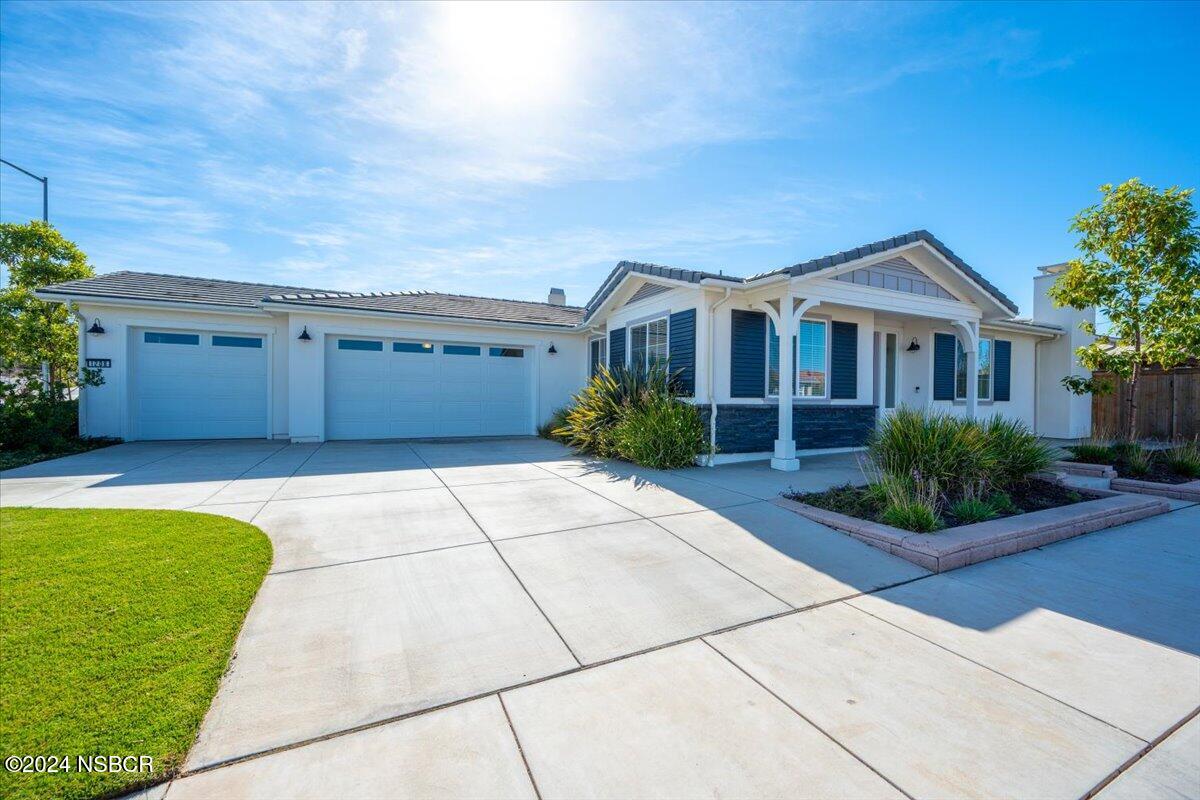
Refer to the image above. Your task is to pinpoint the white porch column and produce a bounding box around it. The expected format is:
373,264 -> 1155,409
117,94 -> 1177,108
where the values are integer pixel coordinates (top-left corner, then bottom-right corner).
952,320 -> 979,420
772,291 -> 798,471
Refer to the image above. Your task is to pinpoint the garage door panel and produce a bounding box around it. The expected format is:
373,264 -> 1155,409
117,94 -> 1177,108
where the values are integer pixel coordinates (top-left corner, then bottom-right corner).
133,329 -> 267,440
326,337 -> 531,440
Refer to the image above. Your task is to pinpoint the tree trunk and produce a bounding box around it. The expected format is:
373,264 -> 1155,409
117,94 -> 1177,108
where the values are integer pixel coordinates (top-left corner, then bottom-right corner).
1126,361 -> 1141,442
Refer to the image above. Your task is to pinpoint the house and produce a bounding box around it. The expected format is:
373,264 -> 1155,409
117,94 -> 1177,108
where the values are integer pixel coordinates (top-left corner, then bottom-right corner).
37,230 -> 1093,470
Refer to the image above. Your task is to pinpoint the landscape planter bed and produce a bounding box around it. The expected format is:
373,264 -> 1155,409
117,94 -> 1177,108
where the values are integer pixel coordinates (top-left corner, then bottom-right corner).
1056,453 -> 1200,502
772,489 -> 1169,573
1052,459 -> 1116,479
1109,477 -> 1200,502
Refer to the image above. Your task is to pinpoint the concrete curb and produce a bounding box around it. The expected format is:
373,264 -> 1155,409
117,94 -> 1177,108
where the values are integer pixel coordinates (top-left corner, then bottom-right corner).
1052,460 -> 1117,479
1110,477 -> 1200,502
771,492 -> 1170,573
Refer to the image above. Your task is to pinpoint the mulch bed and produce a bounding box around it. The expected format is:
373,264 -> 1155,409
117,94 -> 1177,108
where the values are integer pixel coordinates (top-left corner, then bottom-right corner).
786,478 -> 1093,531
1067,449 -> 1195,484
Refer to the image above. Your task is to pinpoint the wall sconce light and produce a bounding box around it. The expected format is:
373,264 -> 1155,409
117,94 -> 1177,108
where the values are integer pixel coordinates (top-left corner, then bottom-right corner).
905,337 -> 920,352
86,319 -> 105,335
297,326 -> 312,342
548,342 -> 558,355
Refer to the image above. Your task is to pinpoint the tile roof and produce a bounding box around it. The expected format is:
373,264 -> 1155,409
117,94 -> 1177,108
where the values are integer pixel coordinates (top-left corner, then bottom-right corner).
583,260 -> 741,319
38,271 -> 585,327
264,291 -> 584,327
751,230 -> 1019,313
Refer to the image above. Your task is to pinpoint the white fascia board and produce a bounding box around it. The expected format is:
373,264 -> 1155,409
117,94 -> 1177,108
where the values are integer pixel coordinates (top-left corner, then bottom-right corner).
795,277 -> 984,320
260,300 -> 584,333
34,292 -> 273,317
586,272 -> 712,323
981,319 -> 1061,339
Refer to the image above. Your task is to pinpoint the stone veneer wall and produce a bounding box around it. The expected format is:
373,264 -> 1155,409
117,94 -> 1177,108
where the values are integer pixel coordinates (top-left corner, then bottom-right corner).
697,404 -> 877,453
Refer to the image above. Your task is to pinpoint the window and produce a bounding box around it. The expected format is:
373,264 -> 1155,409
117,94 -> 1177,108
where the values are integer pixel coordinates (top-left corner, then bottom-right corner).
144,331 -> 199,345
213,335 -> 262,348
444,344 -> 481,356
767,318 -> 828,398
628,317 -> 667,369
955,337 -> 992,400
489,347 -> 524,358
338,339 -> 383,351
393,342 -> 433,354
589,337 -> 607,376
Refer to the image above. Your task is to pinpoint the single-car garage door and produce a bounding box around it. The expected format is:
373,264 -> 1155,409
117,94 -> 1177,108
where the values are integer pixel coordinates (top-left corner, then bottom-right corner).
131,329 -> 268,440
325,336 -> 532,440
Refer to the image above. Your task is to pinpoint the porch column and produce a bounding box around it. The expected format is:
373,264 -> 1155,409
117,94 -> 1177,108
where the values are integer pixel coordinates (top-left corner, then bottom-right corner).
772,291 -> 799,471
952,319 -> 979,420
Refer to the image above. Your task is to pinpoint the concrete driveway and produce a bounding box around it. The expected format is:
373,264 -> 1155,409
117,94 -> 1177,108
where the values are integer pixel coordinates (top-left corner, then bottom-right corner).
3,439 -> 1198,799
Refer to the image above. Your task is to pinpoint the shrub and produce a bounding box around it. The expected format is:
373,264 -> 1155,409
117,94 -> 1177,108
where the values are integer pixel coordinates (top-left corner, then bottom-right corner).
0,390 -> 79,452
868,407 -> 994,499
1164,438 -> 1200,478
949,497 -> 997,524
980,415 -> 1055,487
878,471 -> 943,532
611,393 -> 705,469
1124,445 -> 1153,477
555,366 -> 636,457
985,490 -> 1019,516
538,406 -> 570,442
1067,442 -> 1116,464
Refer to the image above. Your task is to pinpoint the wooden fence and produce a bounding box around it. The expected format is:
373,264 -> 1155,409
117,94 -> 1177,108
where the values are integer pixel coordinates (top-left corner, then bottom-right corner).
1092,361 -> 1200,441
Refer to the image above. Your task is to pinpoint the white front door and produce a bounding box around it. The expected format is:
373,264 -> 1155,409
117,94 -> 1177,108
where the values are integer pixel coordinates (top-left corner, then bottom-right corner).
324,336 -> 533,440
876,328 -> 902,418
131,329 -> 269,440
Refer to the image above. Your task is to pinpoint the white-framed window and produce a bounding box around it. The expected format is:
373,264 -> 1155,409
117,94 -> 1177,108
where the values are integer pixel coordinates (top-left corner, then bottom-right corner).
955,337 -> 992,400
588,337 -> 607,376
767,318 -> 828,398
628,317 -> 668,369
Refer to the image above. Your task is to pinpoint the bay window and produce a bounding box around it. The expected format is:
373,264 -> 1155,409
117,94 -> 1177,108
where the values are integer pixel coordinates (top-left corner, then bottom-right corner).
628,317 -> 668,369
767,318 -> 828,398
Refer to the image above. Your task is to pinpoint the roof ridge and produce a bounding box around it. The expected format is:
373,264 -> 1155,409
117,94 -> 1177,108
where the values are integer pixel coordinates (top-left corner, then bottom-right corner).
266,289 -> 431,300
425,290 -> 585,310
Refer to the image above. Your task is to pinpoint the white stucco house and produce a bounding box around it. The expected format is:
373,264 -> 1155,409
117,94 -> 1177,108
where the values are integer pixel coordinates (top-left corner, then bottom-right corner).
38,230 -> 1092,470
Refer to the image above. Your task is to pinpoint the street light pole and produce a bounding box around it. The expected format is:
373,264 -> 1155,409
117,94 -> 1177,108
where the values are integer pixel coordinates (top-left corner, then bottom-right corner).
0,158 -> 49,222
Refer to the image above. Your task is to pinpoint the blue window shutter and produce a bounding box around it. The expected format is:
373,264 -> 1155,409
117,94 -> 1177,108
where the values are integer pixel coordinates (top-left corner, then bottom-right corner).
993,339 -> 1012,401
608,327 -> 625,368
933,333 -> 956,400
669,308 -> 696,396
830,321 -> 858,400
730,309 -> 766,398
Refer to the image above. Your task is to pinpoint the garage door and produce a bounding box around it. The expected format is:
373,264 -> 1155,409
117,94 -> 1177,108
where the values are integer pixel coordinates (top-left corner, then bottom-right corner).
132,329 -> 268,440
325,336 -> 532,439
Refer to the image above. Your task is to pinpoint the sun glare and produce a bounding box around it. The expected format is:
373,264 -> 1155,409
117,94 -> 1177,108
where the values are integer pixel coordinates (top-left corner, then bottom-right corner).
433,1 -> 574,111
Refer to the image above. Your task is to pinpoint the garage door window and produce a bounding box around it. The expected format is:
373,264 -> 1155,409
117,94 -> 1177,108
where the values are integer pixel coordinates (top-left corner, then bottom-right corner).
394,342 -> 434,354
213,335 -> 262,348
338,339 -> 383,351
144,331 -> 199,345
489,347 -> 524,358
444,345 -> 481,356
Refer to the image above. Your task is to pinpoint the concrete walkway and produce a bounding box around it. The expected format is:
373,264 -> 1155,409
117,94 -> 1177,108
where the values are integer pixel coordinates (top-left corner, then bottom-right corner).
3,440 -> 1197,799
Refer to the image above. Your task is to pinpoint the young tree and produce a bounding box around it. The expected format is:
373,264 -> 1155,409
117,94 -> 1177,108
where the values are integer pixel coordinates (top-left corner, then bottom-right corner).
1049,178 -> 1200,440
0,221 -> 96,398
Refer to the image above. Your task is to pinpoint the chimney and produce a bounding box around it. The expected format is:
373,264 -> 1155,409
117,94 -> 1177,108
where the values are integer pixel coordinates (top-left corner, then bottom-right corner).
547,287 -> 566,306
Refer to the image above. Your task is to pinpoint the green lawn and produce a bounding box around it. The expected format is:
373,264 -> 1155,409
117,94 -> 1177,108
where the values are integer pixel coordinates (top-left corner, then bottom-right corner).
0,508 -> 272,800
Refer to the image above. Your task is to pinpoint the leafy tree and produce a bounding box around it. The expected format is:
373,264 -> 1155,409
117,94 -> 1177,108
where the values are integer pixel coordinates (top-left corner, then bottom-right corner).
0,221 -> 99,399
1049,178 -> 1200,440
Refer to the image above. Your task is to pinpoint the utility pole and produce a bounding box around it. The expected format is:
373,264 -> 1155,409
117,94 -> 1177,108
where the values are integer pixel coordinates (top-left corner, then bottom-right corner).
0,157 -> 49,222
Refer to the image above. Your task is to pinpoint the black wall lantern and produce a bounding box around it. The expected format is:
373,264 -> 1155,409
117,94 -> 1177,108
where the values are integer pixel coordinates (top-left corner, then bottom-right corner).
547,342 -> 558,355
906,337 -> 920,352
297,326 -> 312,342
87,319 -> 105,335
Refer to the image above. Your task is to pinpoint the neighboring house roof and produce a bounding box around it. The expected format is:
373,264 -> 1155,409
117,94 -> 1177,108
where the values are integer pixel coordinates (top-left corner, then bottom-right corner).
750,230 -> 1019,314
583,260 -> 741,319
262,290 -> 584,327
37,270 -> 585,328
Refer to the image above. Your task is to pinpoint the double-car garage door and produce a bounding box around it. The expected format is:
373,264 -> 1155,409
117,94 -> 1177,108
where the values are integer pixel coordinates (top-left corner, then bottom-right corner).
325,335 -> 533,440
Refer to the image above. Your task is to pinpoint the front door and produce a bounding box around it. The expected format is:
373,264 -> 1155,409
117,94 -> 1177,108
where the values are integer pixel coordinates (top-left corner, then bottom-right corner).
875,328 -> 901,418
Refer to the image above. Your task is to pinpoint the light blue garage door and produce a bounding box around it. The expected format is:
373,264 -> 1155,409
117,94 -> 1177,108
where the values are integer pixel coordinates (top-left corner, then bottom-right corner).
131,329 -> 268,440
325,336 -> 532,440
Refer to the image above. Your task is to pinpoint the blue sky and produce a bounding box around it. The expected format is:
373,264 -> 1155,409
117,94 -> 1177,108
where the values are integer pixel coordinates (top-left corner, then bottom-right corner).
1,1 -> 1197,315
